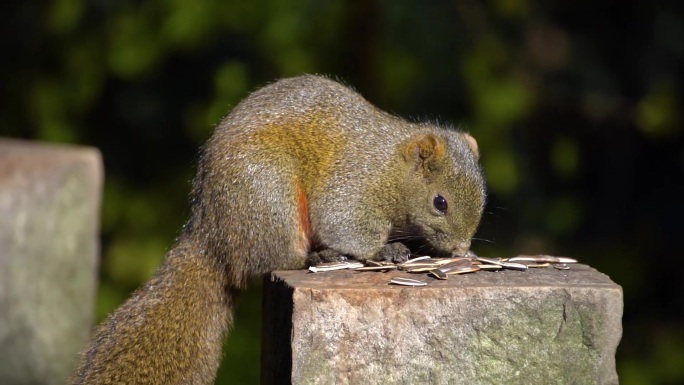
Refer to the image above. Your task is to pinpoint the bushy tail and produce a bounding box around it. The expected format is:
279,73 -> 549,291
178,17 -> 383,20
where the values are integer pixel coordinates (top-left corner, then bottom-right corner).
72,240 -> 233,385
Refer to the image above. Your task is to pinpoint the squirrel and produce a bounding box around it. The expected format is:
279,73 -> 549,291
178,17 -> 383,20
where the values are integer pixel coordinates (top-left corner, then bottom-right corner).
72,75 -> 486,384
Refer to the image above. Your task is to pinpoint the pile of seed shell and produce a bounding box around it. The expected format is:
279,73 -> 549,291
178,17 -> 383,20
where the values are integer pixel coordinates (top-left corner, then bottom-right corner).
308,254 -> 578,287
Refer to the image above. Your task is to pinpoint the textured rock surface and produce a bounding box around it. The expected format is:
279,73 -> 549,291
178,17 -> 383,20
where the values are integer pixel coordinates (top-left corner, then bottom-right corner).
0,139 -> 102,385
262,264 -> 622,385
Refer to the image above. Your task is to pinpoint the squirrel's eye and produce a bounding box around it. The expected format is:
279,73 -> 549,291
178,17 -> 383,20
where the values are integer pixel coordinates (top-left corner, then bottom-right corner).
433,195 -> 448,214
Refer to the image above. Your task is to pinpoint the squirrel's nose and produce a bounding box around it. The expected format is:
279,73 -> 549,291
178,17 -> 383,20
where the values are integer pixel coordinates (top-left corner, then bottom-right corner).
451,240 -> 471,257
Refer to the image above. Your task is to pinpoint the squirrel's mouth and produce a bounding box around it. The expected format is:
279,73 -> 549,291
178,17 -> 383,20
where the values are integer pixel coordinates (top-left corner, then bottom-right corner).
387,226 -> 460,258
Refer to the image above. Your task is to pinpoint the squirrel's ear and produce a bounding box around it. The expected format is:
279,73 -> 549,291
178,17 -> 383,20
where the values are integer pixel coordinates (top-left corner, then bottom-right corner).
462,133 -> 479,159
403,134 -> 446,170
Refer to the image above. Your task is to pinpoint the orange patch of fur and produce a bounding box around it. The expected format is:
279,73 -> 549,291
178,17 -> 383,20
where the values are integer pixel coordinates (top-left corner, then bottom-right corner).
295,180 -> 312,254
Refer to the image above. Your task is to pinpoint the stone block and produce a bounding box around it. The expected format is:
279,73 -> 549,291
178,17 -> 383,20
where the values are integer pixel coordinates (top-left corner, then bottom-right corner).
262,264 -> 622,385
0,139 -> 102,385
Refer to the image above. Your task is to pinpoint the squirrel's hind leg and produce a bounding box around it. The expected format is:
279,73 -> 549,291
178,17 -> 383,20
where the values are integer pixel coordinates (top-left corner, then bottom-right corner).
222,161 -> 312,277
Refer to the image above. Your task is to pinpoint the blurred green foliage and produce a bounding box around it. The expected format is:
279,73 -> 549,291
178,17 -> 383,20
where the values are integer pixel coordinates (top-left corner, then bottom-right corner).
2,0 -> 683,383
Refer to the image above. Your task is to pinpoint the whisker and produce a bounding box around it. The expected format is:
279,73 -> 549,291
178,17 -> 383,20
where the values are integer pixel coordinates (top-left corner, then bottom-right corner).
472,237 -> 497,245
387,235 -> 422,242
414,244 -> 429,254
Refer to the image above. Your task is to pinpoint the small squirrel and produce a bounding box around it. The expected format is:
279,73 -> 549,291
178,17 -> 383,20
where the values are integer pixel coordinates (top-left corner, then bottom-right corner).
72,75 -> 486,384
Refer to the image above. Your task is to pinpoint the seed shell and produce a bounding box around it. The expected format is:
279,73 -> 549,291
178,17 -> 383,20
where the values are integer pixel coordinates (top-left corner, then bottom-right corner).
525,263 -> 551,268
437,258 -> 473,268
445,264 -> 481,275
429,269 -> 448,280
404,255 -> 432,263
390,277 -> 428,286
399,262 -> 439,270
475,256 -> 505,265
476,256 -> 528,271
315,261 -> 349,267
355,265 -> 397,272
308,262 -> 364,273
478,264 -> 503,270
508,255 -> 578,264
501,262 -> 528,271
310,249 -> 579,286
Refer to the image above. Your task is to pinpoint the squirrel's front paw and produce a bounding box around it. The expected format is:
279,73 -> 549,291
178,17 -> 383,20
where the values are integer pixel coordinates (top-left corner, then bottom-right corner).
376,242 -> 411,264
307,249 -> 349,265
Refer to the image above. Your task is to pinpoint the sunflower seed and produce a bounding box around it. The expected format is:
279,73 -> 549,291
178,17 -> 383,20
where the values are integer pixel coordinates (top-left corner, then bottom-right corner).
354,265 -> 397,272
429,269 -> 449,280
476,256 -> 528,271
399,258 -> 437,267
400,257 -> 472,270
406,266 -> 440,273
438,258 -> 473,269
502,262 -> 528,271
437,264 -> 470,274
445,264 -> 481,275
429,258 -> 453,266
400,261 -> 441,268
525,263 -> 551,268
475,256 -> 504,265
310,249 -> 579,287
315,261 -> 350,267
478,264 -> 503,270
508,255 -> 578,264
399,264 -> 430,270
308,262 -> 364,273
390,277 -> 428,286
405,255 -> 432,263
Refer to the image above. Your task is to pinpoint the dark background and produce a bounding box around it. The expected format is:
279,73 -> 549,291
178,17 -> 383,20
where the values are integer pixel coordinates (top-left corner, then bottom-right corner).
2,0 -> 683,383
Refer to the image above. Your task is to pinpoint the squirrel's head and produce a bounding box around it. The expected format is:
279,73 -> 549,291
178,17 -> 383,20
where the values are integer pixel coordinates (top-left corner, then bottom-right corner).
398,130 -> 486,257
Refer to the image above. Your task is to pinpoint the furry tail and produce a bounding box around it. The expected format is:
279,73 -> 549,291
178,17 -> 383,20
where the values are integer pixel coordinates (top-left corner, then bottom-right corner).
72,239 -> 233,385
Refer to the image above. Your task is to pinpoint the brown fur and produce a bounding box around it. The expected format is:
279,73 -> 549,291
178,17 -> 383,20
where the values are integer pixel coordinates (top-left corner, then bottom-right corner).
72,75 -> 486,384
